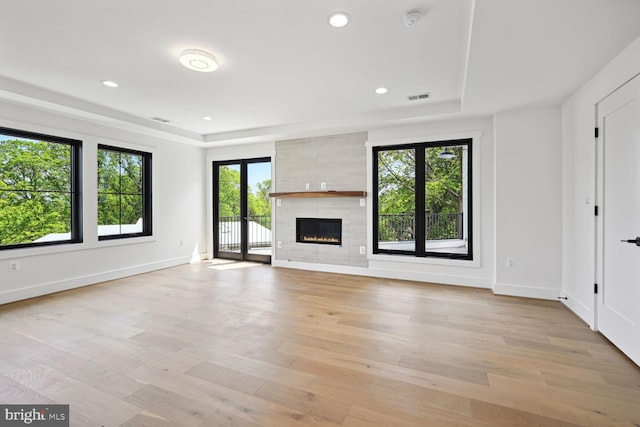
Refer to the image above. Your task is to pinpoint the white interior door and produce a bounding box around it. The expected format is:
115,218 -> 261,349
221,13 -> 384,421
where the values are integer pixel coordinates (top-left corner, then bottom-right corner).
597,73 -> 640,366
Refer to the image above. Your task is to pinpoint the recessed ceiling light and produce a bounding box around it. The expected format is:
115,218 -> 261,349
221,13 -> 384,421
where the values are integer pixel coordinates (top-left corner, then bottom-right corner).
202,116 -> 213,121
102,80 -> 119,88
329,12 -> 351,28
179,49 -> 218,72
375,87 -> 389,94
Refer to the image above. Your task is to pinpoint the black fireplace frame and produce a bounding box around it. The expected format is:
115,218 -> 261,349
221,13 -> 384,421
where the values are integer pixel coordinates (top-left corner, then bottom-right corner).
296,218 -> 342,245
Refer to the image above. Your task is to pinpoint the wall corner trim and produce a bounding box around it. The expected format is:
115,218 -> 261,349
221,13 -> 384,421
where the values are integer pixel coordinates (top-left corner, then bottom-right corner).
559,290 -> 595,329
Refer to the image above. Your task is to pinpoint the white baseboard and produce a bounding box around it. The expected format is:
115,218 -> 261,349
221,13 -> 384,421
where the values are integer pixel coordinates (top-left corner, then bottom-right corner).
559,290 -> 594,329
370,268 -> 492,288
0,256 -> 190,305
271,259 -> 493,289
493,282 -> 561,300
1,257 -> 568,306
271,259 -> 370,277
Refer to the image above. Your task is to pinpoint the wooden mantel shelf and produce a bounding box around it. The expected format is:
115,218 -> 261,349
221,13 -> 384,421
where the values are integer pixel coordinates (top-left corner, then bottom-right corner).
270,191 -> 367,198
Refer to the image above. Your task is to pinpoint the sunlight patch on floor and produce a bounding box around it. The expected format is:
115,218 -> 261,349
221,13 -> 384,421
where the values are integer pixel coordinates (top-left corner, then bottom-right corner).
204,259 -> 264,270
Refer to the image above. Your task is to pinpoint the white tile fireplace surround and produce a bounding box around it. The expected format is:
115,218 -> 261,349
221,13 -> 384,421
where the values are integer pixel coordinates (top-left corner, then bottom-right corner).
273,132 -> 368,268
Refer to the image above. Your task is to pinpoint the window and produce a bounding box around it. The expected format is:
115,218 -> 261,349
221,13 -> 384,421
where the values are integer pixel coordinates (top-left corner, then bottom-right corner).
373,139 -> 472,259
0,126 -> 82,250
98,145 -> 152,240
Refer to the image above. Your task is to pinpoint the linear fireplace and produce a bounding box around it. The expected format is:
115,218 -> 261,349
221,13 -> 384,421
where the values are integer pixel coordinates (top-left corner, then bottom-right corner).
296,218 -> 342,245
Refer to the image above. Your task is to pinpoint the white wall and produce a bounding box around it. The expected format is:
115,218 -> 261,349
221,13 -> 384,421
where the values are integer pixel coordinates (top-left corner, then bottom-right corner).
0,101 -> 207,304
561,35 -> 640,327
494,106 -> 563,300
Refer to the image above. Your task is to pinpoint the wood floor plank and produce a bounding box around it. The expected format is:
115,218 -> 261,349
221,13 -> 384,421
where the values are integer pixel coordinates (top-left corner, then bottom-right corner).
487,372 -> 640,426
0,262 -> 639,426
180,346 -> 316,389
470,399 -> 582,427
123,384 -> 216,426
0,372 -> 54,404
186,361 -> 266,395
8,364 -> 141,425
129,362 -> 335,426
397,353 -> 490,385
252,382 -> 351,425
26,346 -> 145,399
120,412 -> 182,427
197,408 -> 263,427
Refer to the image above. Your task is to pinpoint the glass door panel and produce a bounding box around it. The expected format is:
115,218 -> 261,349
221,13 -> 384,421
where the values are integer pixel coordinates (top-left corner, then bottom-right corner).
424,144 -> 469,256
376,148 -> 416,253
216,163 -> 242,258
247,161 -> 272,257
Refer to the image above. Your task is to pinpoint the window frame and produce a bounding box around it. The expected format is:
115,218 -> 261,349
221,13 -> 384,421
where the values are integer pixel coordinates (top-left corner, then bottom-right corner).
372,138 -> 473,260
0,126 -> 82,251
97,144 -> 152,241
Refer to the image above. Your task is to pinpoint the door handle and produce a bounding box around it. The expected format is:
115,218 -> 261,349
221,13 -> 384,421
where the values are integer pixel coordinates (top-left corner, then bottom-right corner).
620,237 -> 640,246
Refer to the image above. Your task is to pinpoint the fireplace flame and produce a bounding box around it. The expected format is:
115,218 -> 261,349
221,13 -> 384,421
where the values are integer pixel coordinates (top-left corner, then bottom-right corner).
302,236 -> 340,243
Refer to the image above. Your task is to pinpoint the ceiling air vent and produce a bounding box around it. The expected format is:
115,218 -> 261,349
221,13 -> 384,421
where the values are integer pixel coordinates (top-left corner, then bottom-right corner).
150,116 -> 171,123
407,92 -> 431,101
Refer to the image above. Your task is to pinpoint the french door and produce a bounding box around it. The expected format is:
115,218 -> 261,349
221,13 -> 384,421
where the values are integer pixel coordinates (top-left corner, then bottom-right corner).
213,158 -> 272,263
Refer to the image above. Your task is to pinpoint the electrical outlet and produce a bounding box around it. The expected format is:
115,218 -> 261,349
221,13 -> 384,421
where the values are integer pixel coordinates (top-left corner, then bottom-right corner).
359,198 -> 366,207
305,183 -> 310,190
359,246 -> 366,255
9,260 -> 20,272
506,258 -> 515,268
320,182 -> 327,190
276,199 -> 282,207
277,241 -> 283,249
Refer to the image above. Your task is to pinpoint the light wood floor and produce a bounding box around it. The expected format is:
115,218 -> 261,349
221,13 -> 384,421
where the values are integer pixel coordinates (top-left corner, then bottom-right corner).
1,261 -> 639,426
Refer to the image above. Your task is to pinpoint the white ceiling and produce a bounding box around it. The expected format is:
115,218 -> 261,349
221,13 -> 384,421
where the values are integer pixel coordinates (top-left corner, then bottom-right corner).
1,0 -> 640,145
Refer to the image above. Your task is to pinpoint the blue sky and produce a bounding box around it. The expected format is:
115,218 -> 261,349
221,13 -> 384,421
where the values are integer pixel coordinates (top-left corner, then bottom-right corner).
248,162 -> 271,191
226,162 -> 271,192
0,134 -> 40,143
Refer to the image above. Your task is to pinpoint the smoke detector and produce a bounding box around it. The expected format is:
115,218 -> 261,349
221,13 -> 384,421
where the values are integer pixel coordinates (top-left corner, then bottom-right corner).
403,9 -> 424,27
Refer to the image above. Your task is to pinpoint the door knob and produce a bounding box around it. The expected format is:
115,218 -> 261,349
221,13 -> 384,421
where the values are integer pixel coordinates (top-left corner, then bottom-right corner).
620,237 -> 640,246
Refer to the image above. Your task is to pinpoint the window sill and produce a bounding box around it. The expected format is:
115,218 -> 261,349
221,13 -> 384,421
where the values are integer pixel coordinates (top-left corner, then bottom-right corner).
0,235 -> 157,260
368,253 -> 480,268
96,235 -> 156,247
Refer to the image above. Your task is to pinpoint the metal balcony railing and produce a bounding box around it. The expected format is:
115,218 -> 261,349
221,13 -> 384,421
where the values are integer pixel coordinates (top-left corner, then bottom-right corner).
218,215 -> 272,251
378,212 -> 463,242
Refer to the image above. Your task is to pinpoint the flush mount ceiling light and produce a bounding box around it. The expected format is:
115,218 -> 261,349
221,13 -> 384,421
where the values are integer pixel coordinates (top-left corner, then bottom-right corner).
375,87 -> 389,94
202,116 -> 213,121
101,80 -> 119,88
179,49 -> 218,72
329,12 -> 351,28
